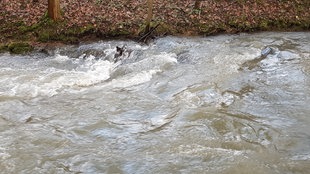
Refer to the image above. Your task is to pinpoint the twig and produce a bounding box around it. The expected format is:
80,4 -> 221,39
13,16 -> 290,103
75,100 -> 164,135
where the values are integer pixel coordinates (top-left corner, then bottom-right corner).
138,23 -> 160,43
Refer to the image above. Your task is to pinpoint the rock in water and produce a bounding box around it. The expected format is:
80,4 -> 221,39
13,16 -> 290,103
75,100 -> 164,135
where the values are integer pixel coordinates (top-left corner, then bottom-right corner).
113,45 -> 132,63
261,47 -> 272,57
239,46 -> 274,71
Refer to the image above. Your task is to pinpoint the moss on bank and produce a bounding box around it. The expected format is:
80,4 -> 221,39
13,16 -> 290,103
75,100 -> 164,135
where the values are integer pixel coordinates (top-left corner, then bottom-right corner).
0,42 -> 33,54
9,42 -> 33,54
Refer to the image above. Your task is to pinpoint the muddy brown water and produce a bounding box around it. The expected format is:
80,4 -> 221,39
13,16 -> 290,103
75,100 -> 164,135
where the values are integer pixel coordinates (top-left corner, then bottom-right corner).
0,32 -> 309,173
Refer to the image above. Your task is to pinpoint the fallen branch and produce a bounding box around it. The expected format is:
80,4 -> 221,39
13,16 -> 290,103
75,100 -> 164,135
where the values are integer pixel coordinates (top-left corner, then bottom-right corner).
138,23 -> 160,44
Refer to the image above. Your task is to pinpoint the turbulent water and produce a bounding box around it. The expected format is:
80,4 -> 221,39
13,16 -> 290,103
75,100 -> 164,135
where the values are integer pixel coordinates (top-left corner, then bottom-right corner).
0,32 -> 310,174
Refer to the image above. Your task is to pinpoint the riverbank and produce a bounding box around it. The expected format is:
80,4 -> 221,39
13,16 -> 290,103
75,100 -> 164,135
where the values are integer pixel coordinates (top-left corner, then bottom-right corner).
0,0 -> 309,53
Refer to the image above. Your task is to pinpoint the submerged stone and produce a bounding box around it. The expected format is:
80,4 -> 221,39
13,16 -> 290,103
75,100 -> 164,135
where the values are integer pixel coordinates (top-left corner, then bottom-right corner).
261,47 -> 272,57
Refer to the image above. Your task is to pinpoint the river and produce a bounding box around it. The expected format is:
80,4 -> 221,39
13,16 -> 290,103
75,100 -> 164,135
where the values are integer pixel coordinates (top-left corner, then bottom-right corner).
0,32 -> 309,173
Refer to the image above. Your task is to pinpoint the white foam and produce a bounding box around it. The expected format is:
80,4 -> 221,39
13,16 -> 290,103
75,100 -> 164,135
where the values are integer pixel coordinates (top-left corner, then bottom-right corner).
213,50 -> 259,73
1,54 -> 116,98
291,154 -> 310,161
52,54 -> 71,62
101,52 -> 177,89
124,52 -> 177,72
110,69 -> 160,88
1,52 -> 178,98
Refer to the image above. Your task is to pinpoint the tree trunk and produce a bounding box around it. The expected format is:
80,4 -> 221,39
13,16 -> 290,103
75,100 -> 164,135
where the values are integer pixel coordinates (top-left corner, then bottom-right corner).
194,0 -> 202,9
145,0 -> 153,33
48,0 -> 61,21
